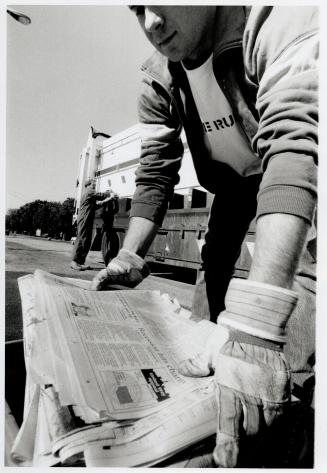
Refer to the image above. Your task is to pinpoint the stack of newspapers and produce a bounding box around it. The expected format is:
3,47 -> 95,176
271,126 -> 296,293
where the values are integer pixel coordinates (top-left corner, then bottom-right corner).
10,270 -> 217,467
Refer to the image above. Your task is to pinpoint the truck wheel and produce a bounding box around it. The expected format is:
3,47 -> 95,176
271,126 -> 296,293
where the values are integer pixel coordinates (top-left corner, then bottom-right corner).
101,230 -> 120,266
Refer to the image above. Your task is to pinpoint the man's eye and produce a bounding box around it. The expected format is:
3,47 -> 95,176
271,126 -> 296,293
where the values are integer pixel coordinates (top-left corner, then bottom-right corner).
129,6 -> 145,16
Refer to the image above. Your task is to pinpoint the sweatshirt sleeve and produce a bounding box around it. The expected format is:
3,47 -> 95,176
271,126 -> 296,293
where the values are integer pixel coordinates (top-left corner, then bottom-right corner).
129,76 -> 184,226
244,6 -> 318,224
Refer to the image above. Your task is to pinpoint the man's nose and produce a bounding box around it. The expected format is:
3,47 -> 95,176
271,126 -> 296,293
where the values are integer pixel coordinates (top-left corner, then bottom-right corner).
144,8 -> 163,33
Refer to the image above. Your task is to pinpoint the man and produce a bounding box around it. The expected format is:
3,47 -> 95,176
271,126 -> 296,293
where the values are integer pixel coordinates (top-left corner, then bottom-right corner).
92,6 -> 317,467
71,178 -> 118,270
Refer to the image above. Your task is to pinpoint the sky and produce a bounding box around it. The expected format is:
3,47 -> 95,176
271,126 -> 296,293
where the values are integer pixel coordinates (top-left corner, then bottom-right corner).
5,4 -> 153,210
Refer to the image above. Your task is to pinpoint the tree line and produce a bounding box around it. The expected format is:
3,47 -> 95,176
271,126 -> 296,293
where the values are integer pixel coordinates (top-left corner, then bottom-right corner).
6,198 -> 76,240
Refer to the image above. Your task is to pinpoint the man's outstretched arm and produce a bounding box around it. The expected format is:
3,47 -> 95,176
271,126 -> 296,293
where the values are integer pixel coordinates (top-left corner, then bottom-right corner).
91,217 -> 158,290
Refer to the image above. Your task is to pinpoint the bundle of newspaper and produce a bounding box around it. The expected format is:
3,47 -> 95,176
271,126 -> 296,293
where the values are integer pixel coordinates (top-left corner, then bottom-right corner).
11,269 -> 218,467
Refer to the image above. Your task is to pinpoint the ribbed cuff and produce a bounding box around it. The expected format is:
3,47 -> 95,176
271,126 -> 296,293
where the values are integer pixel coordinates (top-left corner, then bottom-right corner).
257,185 -> 315,225
130,201 -> 167,226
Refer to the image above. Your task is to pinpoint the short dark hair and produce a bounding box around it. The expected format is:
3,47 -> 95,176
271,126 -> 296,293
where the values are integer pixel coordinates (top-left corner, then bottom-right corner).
85,178 -> 96,188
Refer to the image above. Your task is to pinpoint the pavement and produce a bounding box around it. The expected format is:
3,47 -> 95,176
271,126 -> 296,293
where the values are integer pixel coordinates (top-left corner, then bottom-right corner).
5,236 -> 105,342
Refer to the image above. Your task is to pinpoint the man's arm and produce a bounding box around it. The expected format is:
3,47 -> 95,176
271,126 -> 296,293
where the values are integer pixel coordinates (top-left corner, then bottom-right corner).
92,67 -> 183,290
180,212 -> 310,467
121,217 -> 159,258
91,217 -> 158,290
95,195 -> 113,208
248,213 -> 310,288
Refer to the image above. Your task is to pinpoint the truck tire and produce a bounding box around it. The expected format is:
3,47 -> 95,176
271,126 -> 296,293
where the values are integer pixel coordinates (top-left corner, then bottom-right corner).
101,230 -> 120,266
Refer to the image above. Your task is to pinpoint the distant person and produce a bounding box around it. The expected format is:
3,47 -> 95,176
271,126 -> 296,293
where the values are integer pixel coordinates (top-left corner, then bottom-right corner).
71,179 -> 118,270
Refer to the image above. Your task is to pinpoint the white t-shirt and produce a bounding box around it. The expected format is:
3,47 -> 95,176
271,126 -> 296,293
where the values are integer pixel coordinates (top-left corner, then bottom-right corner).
183,54 -> 262,177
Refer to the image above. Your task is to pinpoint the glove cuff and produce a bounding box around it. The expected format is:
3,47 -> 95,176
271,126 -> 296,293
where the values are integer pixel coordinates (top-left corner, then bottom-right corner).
226,328 -> 284,351
117,249 -> 150,278
218,279 -> 298,343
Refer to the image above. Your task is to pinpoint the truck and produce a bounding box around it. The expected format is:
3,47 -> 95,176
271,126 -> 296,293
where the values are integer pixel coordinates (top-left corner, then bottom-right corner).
74,125 -> 255,279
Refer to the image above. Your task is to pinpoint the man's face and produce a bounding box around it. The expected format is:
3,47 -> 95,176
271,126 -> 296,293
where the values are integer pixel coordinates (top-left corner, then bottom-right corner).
129,6 -> 216,67
87,181 -> 96,191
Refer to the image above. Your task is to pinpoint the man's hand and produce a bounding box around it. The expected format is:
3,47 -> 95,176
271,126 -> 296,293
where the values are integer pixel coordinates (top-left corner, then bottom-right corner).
179,278 -> 297,467
95,189 -> 119,207
95,197 -> 111,206
179,324 -> 229,377
91,249 -> 150,290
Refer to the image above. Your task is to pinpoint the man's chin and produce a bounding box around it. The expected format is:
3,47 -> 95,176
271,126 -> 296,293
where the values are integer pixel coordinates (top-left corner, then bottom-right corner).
158,48 -> 184,62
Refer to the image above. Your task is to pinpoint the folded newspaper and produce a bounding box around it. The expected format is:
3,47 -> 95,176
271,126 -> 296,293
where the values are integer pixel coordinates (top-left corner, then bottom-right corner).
11,269 -> 217,467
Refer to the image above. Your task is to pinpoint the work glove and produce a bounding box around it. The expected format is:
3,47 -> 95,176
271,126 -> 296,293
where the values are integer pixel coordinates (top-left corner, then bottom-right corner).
91,249 -> 150,290
179,278 -> 298,468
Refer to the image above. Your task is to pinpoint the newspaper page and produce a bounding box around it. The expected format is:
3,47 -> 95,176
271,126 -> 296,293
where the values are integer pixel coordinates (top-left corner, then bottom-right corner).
54,382 -> 216,465
83,386 -> 217,467
17,275 -> 54,387
32,269 -> 216,420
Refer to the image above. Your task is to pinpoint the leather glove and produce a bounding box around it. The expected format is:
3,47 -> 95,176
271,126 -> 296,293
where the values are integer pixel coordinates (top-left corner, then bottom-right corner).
91,249 -> 150,290
179,278 -> 298,468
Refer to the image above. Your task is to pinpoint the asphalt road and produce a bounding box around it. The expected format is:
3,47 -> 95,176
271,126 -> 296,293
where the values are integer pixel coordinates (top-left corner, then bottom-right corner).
5,235 -> 106,342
